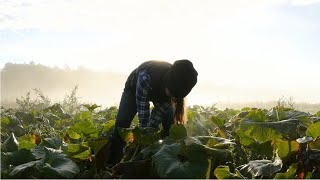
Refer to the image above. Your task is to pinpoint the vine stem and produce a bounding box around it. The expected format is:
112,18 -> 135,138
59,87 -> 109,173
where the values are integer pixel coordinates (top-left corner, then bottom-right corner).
130,144 -> 140,162
206,158 -> 212,179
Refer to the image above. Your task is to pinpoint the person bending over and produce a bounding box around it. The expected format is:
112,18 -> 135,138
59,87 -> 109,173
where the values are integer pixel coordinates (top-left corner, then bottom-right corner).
107,59 -> 198,165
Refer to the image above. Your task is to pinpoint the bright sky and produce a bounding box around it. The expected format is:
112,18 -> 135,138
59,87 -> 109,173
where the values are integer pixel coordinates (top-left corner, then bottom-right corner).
1,0 -> 320,103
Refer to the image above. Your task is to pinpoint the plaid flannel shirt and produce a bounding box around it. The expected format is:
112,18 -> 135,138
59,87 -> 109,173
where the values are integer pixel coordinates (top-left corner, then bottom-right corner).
136,71 -> 171,128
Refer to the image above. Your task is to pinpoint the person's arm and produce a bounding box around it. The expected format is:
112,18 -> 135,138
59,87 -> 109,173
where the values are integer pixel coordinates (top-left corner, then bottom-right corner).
136,71 -> 151,127
149,102 -> 171,129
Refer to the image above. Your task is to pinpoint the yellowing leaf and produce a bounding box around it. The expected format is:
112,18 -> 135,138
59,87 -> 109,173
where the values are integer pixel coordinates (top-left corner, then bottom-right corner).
272,139 -> 299,159
128,132 -> 135,143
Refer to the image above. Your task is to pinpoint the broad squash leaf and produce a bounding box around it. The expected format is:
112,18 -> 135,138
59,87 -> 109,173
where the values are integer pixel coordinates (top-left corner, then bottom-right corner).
214,166 -> 242,179
152,143 -> 209,179
67,144 -> 91,160
309,139 -> 320,150
272,139 -> 299,159
83,104 -> 100,112
2,133 -> 19,152
197,136 -> 235,149
8,161 -> 38,178
102,120 -> 115,134
70,121 -> 99,138
39,138 -> 63,150
32,138 -> 67,159
15,111 -> 36,124
1,149 -> 36,175
169,124 -> 188,141
18,134 -> 38,150
274,163 -> 297,179
184,137 -> 232,161
1,117 -> 10,125
88,139 -> 108,156
237,156 -> 282,178
211,116 -> 225,127
306,121 -> 320,139
245,109 -> 267,122
67,129 -> 81,140
39,147 -> 80,178
236,119 -> 299,143
44,103 -> 72,119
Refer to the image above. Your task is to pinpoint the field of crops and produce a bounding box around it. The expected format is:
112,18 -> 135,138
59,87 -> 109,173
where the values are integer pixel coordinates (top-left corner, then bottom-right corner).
1,102 -> 320,179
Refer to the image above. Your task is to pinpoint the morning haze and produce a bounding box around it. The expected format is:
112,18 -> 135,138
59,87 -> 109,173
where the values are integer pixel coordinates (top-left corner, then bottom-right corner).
1,62 -> 319,114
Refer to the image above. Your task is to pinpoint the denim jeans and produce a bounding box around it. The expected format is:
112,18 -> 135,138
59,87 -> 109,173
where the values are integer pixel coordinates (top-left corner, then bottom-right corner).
107,88 -> 174,165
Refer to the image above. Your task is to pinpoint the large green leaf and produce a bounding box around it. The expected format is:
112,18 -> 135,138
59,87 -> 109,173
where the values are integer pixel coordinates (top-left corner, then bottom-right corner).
239,137 -> 256,146
83,104 -> 100,112
15,111 -> 37,125
32,138 -> 67,159
237,156 -> 282,178
39,138 -> 63,150
39,147 -> 80,178
214,166 -> 242,179
139,128 -> 159,145
141,141 -> 164,159
131,127 -> 159,145
169,124 -> 188,141
88,139 -> 108,156
245,109 -> 267,122
1,115 -> 25,135
267,108 -> 309,122
306,121 -> 320,139
8,161 -> 38,178
241,107 -> 251,112
211,116 -> 226,127
272,139 -> 299,159
1,117 -> 10,125
44,103 -> 72,119
216,108 -> 240,120
309,139 -> 320,150
9,149 -> 36,166
197,136 -> 235,149
274,163 -> 297,179
74,111 -> 93,121
1,149 -> 36,177
285,110 -> 311,127
67,143 -> 91,160
67,129 -> 81,140
152,143 -> 209,179
236,119 -> 299,143
284,110 -> 310,120
1,152 -> 12,173
184,137 -> 232,162
2,133 -> 19,152
184,137 -> 211,161
236,123 -> 280,144
72,149 -> 91,160
70,121 -> 99,138
18,134 -> 38,150
44,112 -> 61,125
102,120 -> 115,134
267,107 -> 286,121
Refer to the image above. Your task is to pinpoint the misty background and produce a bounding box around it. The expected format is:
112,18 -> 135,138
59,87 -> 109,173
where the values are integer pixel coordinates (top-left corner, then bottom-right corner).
1,0 -> 320,113
1,62 -> 319,114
